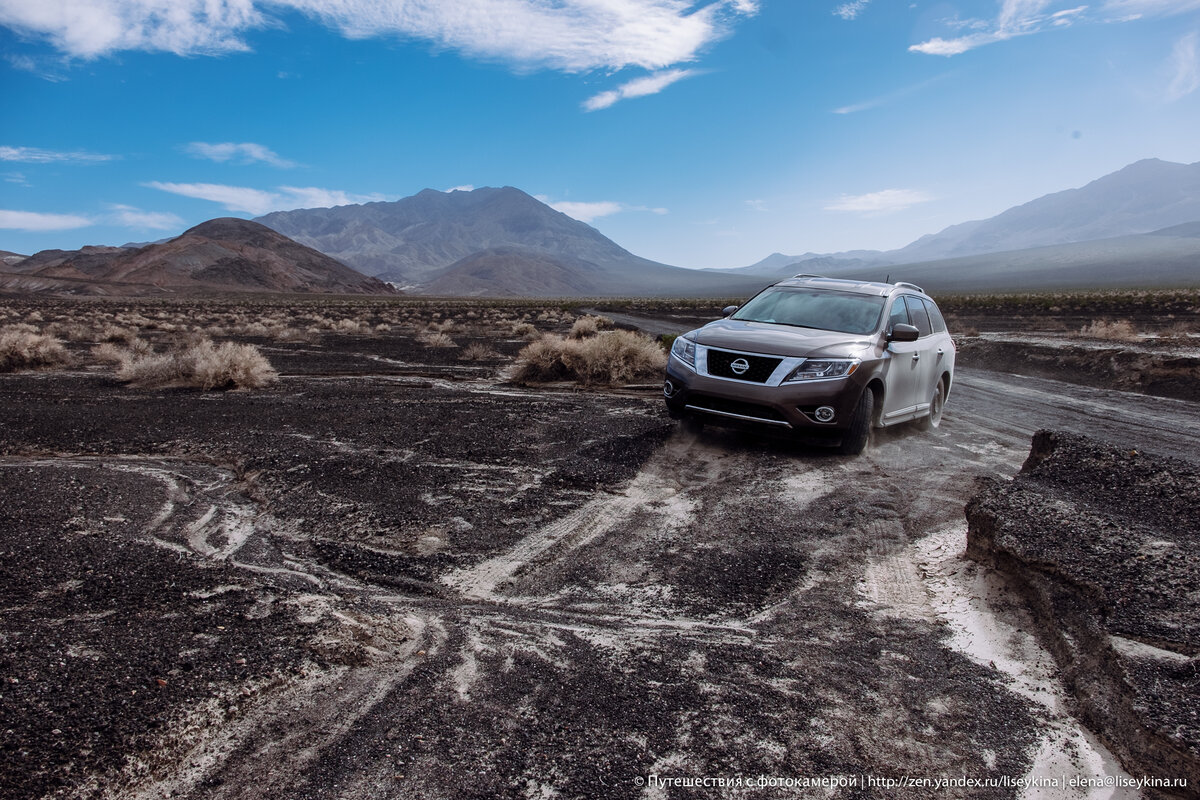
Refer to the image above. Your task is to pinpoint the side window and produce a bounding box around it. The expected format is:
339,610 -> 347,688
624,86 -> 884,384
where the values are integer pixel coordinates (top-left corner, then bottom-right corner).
922,298 -> 947,333
887,299 -> 909,332
903,295 -> 932,337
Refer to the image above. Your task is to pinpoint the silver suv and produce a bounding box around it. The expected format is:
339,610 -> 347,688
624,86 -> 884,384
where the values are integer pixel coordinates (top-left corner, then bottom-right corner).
663,275 -> 955,454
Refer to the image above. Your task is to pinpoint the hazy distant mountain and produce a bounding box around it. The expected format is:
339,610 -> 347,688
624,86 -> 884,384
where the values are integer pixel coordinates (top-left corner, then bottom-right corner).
894,158 -> 1200,262
711,251 -> 893,279
4,218 -> 395,296
815,222 -> 1200,292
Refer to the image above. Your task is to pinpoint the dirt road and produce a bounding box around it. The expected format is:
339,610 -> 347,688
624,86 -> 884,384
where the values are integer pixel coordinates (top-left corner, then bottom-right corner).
3,356 -> 1197,799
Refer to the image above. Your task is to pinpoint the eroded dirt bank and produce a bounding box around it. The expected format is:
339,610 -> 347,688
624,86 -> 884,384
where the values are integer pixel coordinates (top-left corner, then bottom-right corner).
966,431 -> 1200,798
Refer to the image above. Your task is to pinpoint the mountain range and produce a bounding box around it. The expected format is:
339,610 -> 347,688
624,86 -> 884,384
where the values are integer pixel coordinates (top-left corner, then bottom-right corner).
4,158 -> 1199,298
723,158 -> 1200,288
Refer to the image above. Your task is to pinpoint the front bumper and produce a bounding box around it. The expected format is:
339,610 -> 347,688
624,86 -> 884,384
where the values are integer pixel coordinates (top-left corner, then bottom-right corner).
663,357 -> 869,434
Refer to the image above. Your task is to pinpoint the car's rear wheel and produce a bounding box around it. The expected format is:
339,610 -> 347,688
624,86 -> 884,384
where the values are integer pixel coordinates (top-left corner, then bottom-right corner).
836,388 -> 874,455
918,376 -> 946,431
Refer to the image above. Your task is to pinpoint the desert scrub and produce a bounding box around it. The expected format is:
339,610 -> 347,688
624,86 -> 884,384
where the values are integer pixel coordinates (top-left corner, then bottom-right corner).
116,337 -> 278,390
418,331 -> 458,348
514,330 -> 666,386
567,314 -> 614,340
459,342 -> 499,361
0,329 -> 70,372
1080,319 -> 1139,341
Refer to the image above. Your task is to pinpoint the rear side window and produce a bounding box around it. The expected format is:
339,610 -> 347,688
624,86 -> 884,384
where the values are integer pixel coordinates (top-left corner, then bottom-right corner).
922,298 -> 947,333
887,299 -> 909,332
903,295 -> 932,337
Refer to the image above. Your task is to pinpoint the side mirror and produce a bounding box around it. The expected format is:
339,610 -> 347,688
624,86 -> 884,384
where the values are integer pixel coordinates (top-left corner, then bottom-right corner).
721,305 -> 739,317
888,323 -> 919,343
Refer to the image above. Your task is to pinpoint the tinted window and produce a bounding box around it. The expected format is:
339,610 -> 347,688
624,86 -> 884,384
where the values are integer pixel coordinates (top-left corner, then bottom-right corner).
887,299 -> 909,331
903,295 -> 932,337
733,288 -> 886,335
922,298 -> 947,333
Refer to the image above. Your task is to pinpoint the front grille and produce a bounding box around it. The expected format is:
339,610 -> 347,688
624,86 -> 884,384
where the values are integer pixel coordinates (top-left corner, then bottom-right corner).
706,349 -> 781,383
687,394 -> 787,423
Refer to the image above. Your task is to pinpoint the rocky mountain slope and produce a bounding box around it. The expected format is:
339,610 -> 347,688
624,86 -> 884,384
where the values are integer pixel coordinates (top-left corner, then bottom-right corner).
255,186 -> 763,296
3,218 -> 395,296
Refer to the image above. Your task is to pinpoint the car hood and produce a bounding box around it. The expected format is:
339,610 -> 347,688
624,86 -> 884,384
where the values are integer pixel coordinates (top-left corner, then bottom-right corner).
691,319 -> 876,359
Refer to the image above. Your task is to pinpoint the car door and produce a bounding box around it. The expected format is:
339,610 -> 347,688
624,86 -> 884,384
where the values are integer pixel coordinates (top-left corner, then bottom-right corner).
880,296 -> 924,421
902,294 -> 938,413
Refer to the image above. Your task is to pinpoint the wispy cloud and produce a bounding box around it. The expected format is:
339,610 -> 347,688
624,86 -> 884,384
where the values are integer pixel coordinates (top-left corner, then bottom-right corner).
1167,31 -> 1200,100
0,1 -> 757,72
537,196 -> 668,223
583,69 -> 697,111
834,1 -> 870,21
0,145 -> 116,164
910,1 -> 1088,56
0,209 -> 93,231
446,184 -> 476,193
185,142 -> 297,168
825,189 -> 933,213
107,205 -> 184,230
145,181 -> 386,215
833,74 -> 950,114
745,199 -> 768,212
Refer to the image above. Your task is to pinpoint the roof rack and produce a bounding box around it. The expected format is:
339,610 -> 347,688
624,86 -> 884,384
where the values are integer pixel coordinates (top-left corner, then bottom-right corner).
791,273 -> 828,279
893,281 -> 925,294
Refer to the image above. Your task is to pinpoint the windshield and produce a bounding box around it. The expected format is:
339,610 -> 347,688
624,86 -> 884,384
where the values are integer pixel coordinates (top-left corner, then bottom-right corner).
731,288 -> 886,335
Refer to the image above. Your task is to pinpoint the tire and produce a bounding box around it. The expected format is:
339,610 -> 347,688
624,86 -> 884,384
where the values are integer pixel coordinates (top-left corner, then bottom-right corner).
918,376 -> 946,431
836,388 -> 874,455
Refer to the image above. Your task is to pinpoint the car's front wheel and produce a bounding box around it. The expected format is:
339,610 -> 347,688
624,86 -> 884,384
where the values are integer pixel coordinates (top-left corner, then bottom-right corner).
836,388 -> 874,455
917,376 -> 946,431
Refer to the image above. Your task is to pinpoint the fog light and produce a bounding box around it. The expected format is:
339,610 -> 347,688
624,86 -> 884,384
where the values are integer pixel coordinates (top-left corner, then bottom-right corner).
815,406 -> 835,423
664,379 -> 676,397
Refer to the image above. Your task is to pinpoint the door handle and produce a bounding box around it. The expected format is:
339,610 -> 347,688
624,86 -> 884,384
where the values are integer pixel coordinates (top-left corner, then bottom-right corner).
912,353 -> 920,362
936,348 -> 944,356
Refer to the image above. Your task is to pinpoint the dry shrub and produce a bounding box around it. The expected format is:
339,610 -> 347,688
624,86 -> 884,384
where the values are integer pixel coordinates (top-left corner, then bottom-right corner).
459,342 -> 499,361
510,322 -> 538,339
514,330 -> 666,386
567,314 -> 614,340
419,331 -> 458,348
117,338 -> 278,390
0,329 -> 70,372
331,318 -> 372,335
1080,319 -> 1138,341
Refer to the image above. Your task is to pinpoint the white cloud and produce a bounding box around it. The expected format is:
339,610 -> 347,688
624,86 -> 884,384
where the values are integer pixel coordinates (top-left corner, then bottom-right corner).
583,68 -> 697,111
546,200 -> 624,223
145,181 -> 385,214
446,184 -> 475,193
0,0 -> 757,72
909,1 -> 1090,56
107,204 -> 184,230
745,199 -> 768,212
835,1 -> 870,21
0,145 -> 115,163
833,74 -> 949,114
0,209 -> 93,231
536,196 -> 667,222
185,141 -> 296,167
825,189 -> 933,213
1167,30 -> 1200,100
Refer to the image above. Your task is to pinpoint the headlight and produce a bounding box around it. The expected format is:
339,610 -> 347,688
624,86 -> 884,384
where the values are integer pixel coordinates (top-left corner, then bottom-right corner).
783,358 -> 859,382
670,336 -> 697,369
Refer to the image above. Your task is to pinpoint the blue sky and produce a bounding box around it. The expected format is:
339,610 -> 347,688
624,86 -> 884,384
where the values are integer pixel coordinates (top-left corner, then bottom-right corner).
2,0 -> 1200,269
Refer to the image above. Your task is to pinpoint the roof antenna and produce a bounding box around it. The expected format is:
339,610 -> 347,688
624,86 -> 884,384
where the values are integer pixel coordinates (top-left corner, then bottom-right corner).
885,273 -> 891,284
